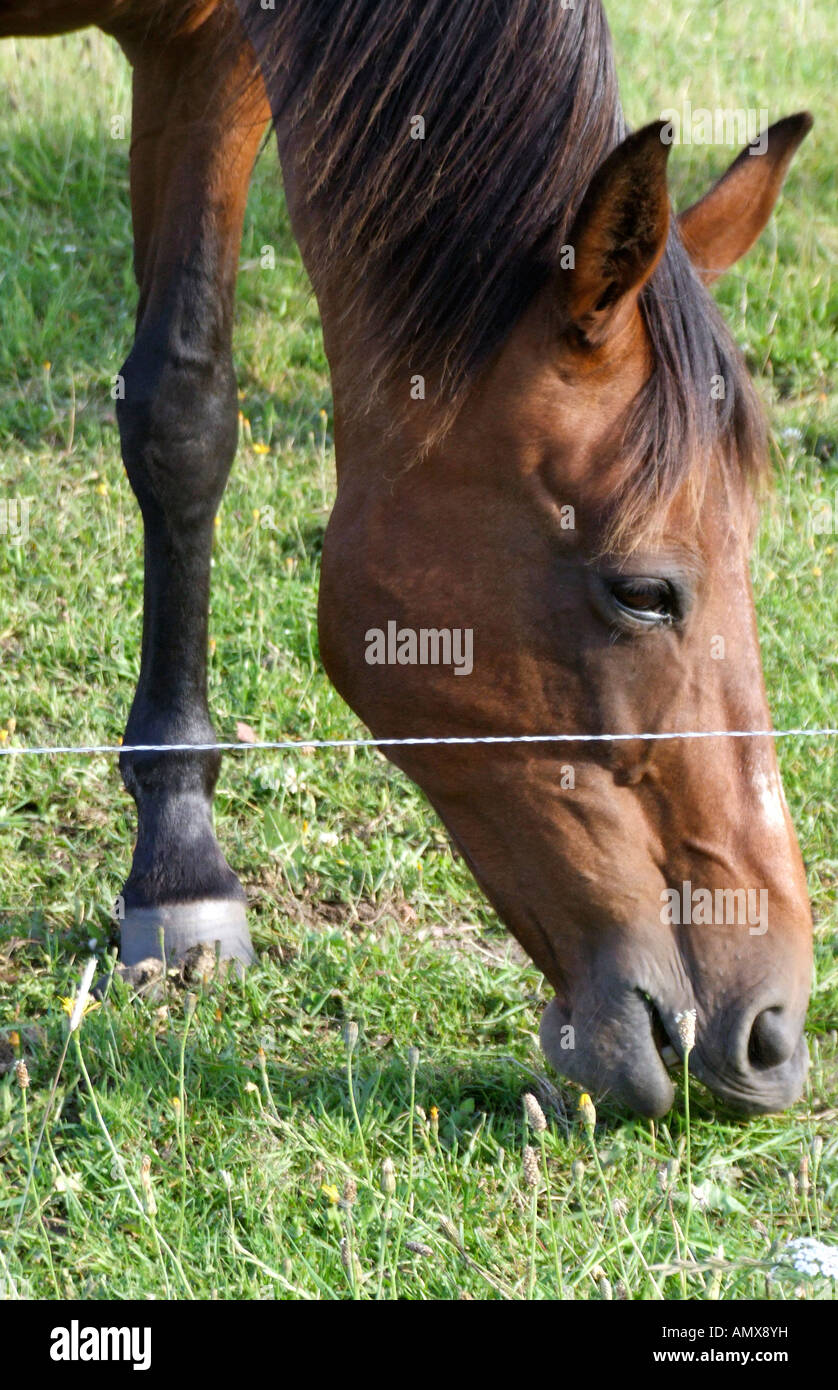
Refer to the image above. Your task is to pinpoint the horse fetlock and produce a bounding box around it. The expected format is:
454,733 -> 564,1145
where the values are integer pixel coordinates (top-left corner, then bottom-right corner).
121,785 -> 245,912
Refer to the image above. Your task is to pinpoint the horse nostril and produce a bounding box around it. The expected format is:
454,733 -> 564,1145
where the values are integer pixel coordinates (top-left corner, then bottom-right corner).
748,1007 -> 797,1070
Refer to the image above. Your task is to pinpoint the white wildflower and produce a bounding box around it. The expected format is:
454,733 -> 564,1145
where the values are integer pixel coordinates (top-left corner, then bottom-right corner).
68,958 -> 97,1033
781,1237 -> 838,1280
675,1009 -> 696,1052
282,766 -> 305,794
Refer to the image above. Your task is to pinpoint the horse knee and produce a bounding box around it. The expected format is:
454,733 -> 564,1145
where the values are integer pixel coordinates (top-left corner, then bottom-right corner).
116,343 -> 238,520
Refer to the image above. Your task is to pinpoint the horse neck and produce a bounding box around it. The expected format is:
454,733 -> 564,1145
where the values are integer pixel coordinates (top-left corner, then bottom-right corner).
277,130 -> 450,483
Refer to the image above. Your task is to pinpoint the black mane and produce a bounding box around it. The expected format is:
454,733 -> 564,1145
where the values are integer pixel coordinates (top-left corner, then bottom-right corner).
235,0 -> 767,538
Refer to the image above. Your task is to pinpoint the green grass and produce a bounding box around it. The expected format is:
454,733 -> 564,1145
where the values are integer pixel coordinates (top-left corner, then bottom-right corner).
0,4 -> 836,1300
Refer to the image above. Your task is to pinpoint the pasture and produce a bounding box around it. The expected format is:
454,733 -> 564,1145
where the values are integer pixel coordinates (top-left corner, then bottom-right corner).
0,0 -> 836,1300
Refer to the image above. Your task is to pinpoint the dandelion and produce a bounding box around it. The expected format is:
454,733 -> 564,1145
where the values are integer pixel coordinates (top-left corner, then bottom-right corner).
252,442 -> 270,455
578,1093 -> 596,1132
380,1158 -> 396,1197
524,1088 -> 560,1292
579,1092 -> 630,1289
340,1236 -> 365,1286
430,1105 -> 439,1143
0,730 -> 7,745
523,1092 -> 547,1133
59,992 -> 98,1030
220,1170 -> 233,1191
321,1183 -> 340,1205
61,957 -> 98,1032
407,1046 -> 420,1073
375,1160 -> 397,1297
676,1008 -> 697,1269
522,1145 -> 539,1188
15,1059 -> 29,1090
343,1026 -> 368,1171
140,1155 -> 157,1217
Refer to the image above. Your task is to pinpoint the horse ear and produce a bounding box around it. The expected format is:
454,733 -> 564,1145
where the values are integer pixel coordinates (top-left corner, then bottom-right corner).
678,113 -> 813,285
561,122 -> 672,346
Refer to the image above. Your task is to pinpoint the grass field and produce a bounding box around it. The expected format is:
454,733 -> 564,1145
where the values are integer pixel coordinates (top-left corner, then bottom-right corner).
0,2 -> 836,1300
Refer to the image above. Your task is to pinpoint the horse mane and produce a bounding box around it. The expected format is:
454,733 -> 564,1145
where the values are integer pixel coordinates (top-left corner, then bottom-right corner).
232,0 -> 768,541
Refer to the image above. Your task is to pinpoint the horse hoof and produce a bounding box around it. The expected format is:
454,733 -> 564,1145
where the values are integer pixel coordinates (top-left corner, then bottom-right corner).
119,899 -> 255,971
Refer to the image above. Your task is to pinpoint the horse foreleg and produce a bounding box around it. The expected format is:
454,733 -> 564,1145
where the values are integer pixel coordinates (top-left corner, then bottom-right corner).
112,14 -> 268,969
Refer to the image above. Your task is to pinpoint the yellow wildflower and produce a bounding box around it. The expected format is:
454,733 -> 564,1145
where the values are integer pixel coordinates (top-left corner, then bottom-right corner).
578,1093 -> 597,1131
59,995 -> 99,1024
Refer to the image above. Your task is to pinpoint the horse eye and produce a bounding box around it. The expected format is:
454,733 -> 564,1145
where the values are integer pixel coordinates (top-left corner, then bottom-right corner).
609,577 -> 676,624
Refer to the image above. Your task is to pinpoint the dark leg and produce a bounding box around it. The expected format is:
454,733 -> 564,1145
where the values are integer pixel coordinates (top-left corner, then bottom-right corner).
112,11 -> 269,967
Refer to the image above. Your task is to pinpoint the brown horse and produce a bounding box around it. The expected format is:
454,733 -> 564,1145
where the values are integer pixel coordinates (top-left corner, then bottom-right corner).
1,0 -> 815,1117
